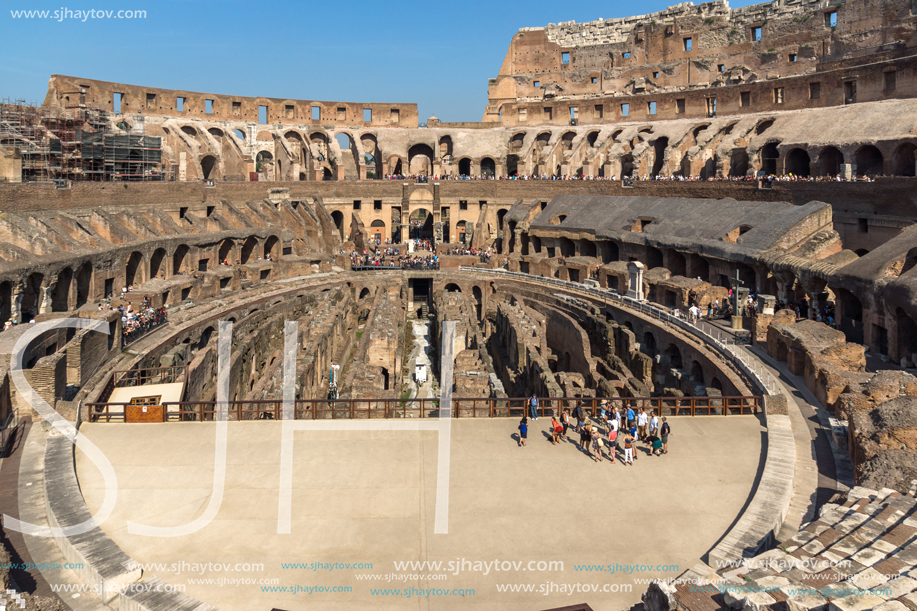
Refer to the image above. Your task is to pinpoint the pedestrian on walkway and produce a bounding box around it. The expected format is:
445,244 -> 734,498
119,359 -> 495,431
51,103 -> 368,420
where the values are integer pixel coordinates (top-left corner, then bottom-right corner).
528,395 -> 539,421
573,403 -> 586,432
561,408 -> 570,440
592,427 -> 605,462
637,408 -> 649,441
550,415 -> 563,445
626,405 -> 636,430
649,410 -> 659,438
623,433 -> 635,465
518,417 -> 528,447
660,417 -> 670,454
580,421 -> 593,453
608,417 -> 619,464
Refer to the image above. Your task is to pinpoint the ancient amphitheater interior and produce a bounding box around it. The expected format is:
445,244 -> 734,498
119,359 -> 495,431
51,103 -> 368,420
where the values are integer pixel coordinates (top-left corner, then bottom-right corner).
2,0 -> 917,609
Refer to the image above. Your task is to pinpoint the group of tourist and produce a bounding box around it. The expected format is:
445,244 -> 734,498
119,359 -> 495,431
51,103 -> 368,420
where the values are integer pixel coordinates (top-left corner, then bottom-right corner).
412,238 -> 434,252
517,398 -> 670,464
121,305 -> 168,344
350,249 -> 439,270
381,171 -> 884,183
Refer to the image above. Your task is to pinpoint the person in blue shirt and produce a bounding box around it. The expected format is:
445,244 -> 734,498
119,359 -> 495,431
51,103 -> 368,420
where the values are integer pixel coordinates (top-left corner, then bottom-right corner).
528,395 -> 539,421
626,406 -> 636,429
518,417 -> 528,447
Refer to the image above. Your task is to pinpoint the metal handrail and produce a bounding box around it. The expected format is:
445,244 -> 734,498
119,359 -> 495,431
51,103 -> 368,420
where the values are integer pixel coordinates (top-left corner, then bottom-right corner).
85,395 -> 758,423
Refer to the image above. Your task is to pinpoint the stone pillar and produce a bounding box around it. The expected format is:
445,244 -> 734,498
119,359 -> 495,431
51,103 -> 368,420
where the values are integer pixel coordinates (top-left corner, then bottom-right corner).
12,291 -> 22,324
627,261 -> 645,301
178,151 -> 187,182
39,285 -> 53,315
757,294 -> 776,316
842,164 -> 854,180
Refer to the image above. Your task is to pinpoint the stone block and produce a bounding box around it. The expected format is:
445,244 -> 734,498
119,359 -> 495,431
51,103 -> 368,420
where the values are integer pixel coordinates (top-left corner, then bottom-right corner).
828,593 -> 887,611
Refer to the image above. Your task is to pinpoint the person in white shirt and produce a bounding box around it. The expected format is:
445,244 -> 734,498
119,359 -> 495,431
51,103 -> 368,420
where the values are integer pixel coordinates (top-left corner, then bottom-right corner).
637,408 -> 649,441
649,411 -> 659,437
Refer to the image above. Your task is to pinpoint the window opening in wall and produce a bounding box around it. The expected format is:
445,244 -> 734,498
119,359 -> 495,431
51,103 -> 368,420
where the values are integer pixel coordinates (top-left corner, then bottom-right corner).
363,108 -> 372,122
648,101 -> 657,115
104,278 -> 114,298
390,108 -> 399,123
206,206 -> 215,217
562,52 -> 570,64
858,218 -> 869,233
198,259 -> 209,272
676,98 -> 685,114
205,99 -> 213,114
740,91 -> 751,107
460,200 -> 468,211
844,80 -> 857,104
258,105 -> 267,124
653,71 -> 659,78
623,51 -> 631,58
591,76 -> 597,84
146,93 -> 156,109
621,103 -> 630,117
789,53 -> 797,62
179,207 -> 188,218
353,200 -> 361,210
752,26 -> 762,41
311,106 -> 321,120
232,101 -> 241,115
826,11 -> 837,27
594,104 -> 604,119
885,71 -> 897,92
705,97 -> 717,118
285,105 -> 294,119
774,87 -> 784,104
113,92 -> 122,113
544,107 -> 553,120
569,106 -> 578,120
374,200 -> 382,211
718,64 -> 725,72
810,82 -> 821,100
683,37 -> 692,51
336,107 -> 346,121
176,97 -> 184,112
534,80 -> 540,88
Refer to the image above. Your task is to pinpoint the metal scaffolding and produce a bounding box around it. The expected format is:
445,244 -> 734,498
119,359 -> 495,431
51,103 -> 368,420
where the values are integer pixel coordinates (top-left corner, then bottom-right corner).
0,98 -> 166,182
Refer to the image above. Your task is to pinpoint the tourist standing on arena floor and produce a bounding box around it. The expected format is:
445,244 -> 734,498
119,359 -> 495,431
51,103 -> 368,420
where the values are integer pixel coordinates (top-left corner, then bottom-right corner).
649,410 -> 659,440
660,417 -> 670,455
637,407 -> 649,441
561,408 -> 570,440
518,417 -> 528,447
549,415 -> 563,445
591,426 -> 604,462
626,404 -> 636,430
528,394 -> 539,421
623,432 -> 635,465
607,416 -> 619,464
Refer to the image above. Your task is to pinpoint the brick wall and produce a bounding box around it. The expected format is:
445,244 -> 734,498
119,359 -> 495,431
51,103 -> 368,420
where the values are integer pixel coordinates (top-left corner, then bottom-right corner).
3,177 -> 915,217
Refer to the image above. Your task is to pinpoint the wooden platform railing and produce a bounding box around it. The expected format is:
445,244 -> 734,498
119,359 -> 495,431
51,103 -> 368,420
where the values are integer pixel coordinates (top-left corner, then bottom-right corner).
85,395 -> 759,423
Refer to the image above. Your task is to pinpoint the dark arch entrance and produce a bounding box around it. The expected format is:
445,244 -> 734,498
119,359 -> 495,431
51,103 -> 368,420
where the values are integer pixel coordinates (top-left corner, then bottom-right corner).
200,155 -> 218,180
785,148 -> 811,176
855,145 -> 884,176
894,143 -> 916,176
125,252 -> 144,286
173,245 -> 190,274
651,137 -> 668,176
150,248 -> 166,279
458,158 -> 471,176
729,148 -> 749,177
240,237 -> 258,264
331,211 -> 345,240
760,142 -> 780,175
22,272 -> 43,322
481,157 -> 496,177
818,146 -> 844,176
218,240 -> 234,264
76,262 -> 92,307
51,267 -> 73,312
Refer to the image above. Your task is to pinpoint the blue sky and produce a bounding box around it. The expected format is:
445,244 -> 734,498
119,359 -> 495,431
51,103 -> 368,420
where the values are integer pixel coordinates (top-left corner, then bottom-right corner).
4,0 -> 762,122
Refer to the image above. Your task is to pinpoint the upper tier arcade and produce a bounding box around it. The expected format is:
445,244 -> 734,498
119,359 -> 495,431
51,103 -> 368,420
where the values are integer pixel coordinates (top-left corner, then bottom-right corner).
484,0 -> 917,125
